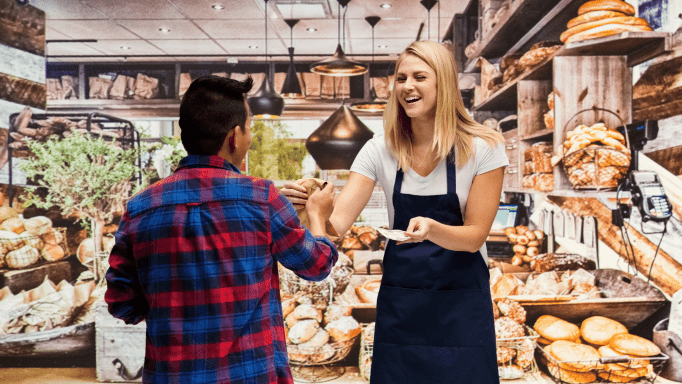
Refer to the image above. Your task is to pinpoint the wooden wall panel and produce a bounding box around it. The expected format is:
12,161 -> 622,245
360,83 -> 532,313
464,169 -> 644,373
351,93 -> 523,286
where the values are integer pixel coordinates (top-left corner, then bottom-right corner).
0,0 -> 45,57
0,73 -> 46,110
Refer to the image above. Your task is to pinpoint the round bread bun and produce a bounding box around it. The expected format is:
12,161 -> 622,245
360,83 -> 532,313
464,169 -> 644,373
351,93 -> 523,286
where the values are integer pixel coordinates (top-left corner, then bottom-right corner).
42,243 -> 66,262
282,298 -> 297,318
511,255 -> 524,266
549,340 -> 602,372
507,233 -> 519,244
1,218 -> 25,234
566,23 -> 652,44
325,316 -> 361,342
298,329 -> 330,349
527,240 -> 540,247
516,235 -> 529,245
516,225 -> 529,235
497,298 -> 526,324
324,303 -> 352,326
561,16 -> 650,43
292,304 -> 323,323
288,319 -> 320,344
310,344 -> 336,363
534,315 -> 580,342
578,0 -> 636,16
599,345 -> 650,368
610,333 -> 661,357
580,316 -> 628,345
24,216 -> 53,235
547,361 -> 597,383
568,10 -> 628,28
504,227 -> 517,236
537,336 -> 553,345
603,363 -> 649,378
597,371 -> 638,382
356,279 -> 381,304
0,206 -> 19,223
526,246 -> 539,257
497,346 -> 515,364
513,244 -> 527,254
533,230 -> 545,240
498,364 -> 524,380
525,230 -> 537,241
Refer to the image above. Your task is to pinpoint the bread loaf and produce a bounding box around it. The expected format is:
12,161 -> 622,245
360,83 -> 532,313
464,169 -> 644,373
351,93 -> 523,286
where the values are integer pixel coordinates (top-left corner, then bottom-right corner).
566,23 -> 652,44
1,218 -> 25,234
24,216 -> 53,236
292,304 -> 323,323
495,316 -> 525,339
568,10 -> 628,28
610,333 -> 661,357
42,243 -> 65,262
534,315 -> 580,341
550,340 -> 602,372
578,0 -> 636,16
580,316 -> 628,345
288,319 -> 320,344
561,16 -> 649,43
325,316 -> 361,342
282,298 -> 297,318
298,329 -> 330,349
324,303 -> 352,326
547,361 -> 597,383
356,279 -> 381,304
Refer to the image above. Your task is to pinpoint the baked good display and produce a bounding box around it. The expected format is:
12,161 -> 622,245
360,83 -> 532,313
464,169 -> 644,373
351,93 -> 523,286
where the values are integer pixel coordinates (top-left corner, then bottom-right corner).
334,225 -> 385,261
580,316 -> 628,345
561,16 -> 650,43
493,298 -> 538,378
518,41 -> 563,69
503,226 -> 546,268
561,0 -> 651,44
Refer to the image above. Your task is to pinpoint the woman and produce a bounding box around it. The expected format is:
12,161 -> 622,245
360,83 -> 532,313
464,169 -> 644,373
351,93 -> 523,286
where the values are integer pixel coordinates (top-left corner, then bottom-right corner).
283,40 -> 508,383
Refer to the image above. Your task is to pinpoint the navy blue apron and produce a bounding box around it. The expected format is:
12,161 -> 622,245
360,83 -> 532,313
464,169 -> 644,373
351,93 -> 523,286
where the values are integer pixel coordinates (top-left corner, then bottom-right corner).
370,158 -> 499,384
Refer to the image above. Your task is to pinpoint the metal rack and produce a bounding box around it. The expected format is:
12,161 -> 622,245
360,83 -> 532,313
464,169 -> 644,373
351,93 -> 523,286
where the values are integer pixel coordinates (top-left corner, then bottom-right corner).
6,112 -> 142,207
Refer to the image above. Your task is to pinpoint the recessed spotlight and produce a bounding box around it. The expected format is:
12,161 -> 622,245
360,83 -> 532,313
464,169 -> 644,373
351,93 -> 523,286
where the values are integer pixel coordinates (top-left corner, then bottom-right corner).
120,46 -> 131,50
212,4 -> 225,10
378,44 -> 388,48
306,27 -> 317,32
380,3 -> 391,9
159,28 -> 170,33
248,45 -> 258,49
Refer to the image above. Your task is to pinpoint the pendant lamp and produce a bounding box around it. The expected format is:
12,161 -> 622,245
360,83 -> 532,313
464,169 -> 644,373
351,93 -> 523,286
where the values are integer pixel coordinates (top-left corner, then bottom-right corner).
420,0 -> 438,41
310,0 -> 367,77
306,105 -> 375,170
350,16 -> 386,113
281,19 -> 303,98
247,0 -> 284,118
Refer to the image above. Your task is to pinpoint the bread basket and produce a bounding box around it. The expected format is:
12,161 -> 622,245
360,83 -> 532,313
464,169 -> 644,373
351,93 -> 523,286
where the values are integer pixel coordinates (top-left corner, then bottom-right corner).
560,107 -> 631,191
538,344 -> 669,384
0,227 -> 69,270
287,334 -> 359,367
497,325 -> 540,380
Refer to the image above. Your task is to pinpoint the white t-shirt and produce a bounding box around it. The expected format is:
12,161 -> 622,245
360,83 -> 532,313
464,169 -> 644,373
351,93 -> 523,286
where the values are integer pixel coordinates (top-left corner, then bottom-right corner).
350,133 -> 509,264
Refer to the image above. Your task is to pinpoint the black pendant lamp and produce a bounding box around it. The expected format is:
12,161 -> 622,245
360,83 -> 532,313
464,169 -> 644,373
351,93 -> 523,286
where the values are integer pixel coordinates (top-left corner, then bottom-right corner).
350,16 -> 386,113
306,105 -> 375,170
248,0 -> 284,118
310,0 -> 367,77
281,19 -> 303,98
420,0 -> 438,41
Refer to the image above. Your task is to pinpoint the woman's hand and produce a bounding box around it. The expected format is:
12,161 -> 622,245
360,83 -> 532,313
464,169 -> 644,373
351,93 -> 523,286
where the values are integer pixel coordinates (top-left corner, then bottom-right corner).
398,216 -> 434,244
281,180 -> 308,210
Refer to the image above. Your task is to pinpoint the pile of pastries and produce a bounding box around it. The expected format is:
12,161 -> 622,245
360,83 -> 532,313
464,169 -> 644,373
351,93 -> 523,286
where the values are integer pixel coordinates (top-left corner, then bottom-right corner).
503,225 -> 545,267
491,268 -> 600,299
0,211 -> 67,270
561,0 -> 652,44
493,298 -> 537,379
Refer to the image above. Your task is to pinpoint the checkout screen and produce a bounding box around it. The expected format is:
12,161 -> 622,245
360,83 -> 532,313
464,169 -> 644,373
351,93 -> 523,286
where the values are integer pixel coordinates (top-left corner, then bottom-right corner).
491,204 -> 518,230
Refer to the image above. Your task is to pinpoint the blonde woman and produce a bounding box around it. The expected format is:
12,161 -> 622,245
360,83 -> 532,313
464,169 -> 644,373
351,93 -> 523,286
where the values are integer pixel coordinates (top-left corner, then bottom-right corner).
283,41 -> 507,383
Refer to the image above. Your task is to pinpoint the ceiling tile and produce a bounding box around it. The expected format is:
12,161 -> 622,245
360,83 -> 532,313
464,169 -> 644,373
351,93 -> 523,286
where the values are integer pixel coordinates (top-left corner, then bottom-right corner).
46,27 -> 73,40
274,19 -> 341,40
80,0 -> 186,19
32,0 -> 108,20
199,19 -> 279,39
346,38 -> 416,56
48,20 -> 141,40
117,20 -> 209,39
150,40 -> 227,55
46,42 -> 106,56
85,40 -> 167,56
216,39 -> 288,56
167,0 -> 264,20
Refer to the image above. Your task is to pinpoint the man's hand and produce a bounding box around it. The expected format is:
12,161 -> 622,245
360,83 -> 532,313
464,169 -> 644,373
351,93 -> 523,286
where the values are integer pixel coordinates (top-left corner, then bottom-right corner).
397,216 -> 433,245
282,180 -> 308,210
306,182 -> 335,222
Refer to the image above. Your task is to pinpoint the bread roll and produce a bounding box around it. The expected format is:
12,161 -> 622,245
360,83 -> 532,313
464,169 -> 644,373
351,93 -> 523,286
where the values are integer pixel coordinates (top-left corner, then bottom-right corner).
42,228 -> 64,246
547,361 -> 597,383
325,316 -> 361,342
534,315 -> 580,341
288,319 -> 320,344
504,227 -> 517,236
42,243 -> 65,262
516,225 -> 529,235
566,23 -> 652,44
516,235 -> 529,245
511,254 -> 524,266
522,255 -> 532,263
497,298 -> 526,324
24,216 -> 53,236
298,329 -> 330,349
598,345 -> 649,368
561,16 -> 649,43
513,244 -> 527,254
507,233 -> 519,244
610,333 -> 661,357
310,344 -> 336,363
547,91 -> 555,110
580,316 -> 628,345
533,230 -> 545,240
324,303 -> 352,326
526,246 -> 539,257
578,0 -> 635,16
516,338 -> 535,369
0,207 -> 19,223
495,316 -> 525,339
537,336 -> 553,345
5,245 -> 40,269
527,240 -> 540,247
285,312 -> 299,329
596,371 -> 641,382
1,218 -> 25,234
497,346 -> 515,364
568,10 -> 627,28
292,304 -> 323,323
282,298 -> 297,318
550,340 -> 602,372
356,279 -> 381,304
498,364 -> 524,380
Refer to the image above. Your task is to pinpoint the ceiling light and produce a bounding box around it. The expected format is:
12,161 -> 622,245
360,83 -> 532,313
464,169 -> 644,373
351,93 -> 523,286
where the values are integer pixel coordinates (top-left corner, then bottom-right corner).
281,19 -> 304,98
247,0 -> 284,118
310,0 -> 367,77
120,46 -> 131,50
159,28 -> 170,33
212,4 -> 224,10
351,16 -> 387,114
248,45 -> 258,49
306,27 -> 317,32
380,3 -> 391,8
378,44 -> 388,48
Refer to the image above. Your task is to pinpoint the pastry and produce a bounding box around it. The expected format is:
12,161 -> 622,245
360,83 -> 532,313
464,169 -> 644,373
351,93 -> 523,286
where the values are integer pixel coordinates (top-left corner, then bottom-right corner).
292,304 -> 323,323
495,316 -> 525,339
561,16 -> 649,43
299,329 -> 330,349
496,298 -> 526,324
568,10 -> 628,28
324,303 -> 352,326
516,338 -> 535,369
610,333 -> 661,357
288,319 -> 320,344
581,316 -> 628,345
534,315 -> 580,342
282,298 -> 297,318
497,346 -> 515,364
566,23 -> 652,44
325,316 -> 361,342
549,340 -> 602,372
578,0 -> 636,16
24,216 -> 53,236
356,279 -> 381,304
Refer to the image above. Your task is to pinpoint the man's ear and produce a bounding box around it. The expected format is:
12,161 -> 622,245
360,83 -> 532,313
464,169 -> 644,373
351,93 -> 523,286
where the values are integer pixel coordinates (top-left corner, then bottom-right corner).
227,129 -> 237,152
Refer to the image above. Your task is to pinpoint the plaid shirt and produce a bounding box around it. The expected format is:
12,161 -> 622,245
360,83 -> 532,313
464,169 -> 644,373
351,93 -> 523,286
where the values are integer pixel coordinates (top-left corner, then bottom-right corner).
105,155 -> 338,384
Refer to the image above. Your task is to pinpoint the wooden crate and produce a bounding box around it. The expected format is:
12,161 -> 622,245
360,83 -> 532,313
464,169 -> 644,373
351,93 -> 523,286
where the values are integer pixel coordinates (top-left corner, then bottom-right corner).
95,303 -> 145,382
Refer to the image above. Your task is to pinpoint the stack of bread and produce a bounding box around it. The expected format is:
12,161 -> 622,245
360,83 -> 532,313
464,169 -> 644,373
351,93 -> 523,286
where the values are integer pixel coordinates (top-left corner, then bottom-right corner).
502,225 -> 545,268
0,213 -> 67,270
283,297 -> 361,365
537,315 -> 660,383
521,142 -> 554,191
491,268 -> 600,300
334,225 -> 384,262
493,298 -> 537,379
561,0 -> 652,45
556,122 -> 630,189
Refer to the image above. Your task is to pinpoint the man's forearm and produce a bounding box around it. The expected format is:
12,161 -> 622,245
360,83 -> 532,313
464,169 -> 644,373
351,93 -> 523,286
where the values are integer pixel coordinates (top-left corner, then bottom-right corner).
308,214 -> 327,238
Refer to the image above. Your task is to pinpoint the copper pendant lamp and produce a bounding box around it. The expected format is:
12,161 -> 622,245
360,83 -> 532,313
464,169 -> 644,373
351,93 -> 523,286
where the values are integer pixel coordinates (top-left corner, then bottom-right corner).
281,19 -> 303,98
310,0 -> 367,77
306,105 -> 375,170
350,16 -> 387,113
247,0 -> 284,118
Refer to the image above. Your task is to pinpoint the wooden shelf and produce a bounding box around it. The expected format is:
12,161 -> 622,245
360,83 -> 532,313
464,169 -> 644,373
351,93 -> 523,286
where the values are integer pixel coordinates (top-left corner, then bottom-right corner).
522,128 -> 553,141
503,187 -> 627,198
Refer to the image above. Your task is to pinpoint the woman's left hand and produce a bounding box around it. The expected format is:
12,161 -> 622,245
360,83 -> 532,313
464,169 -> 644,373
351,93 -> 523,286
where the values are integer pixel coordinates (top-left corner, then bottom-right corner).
397,216 -> 433,244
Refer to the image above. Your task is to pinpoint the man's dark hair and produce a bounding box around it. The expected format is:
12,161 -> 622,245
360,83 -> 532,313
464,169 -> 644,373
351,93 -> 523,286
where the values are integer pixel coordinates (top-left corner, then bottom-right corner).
179,76 -> 254,155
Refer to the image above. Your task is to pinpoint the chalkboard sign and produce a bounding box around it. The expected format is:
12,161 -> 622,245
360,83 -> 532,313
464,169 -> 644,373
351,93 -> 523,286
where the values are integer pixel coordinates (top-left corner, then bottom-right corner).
639,0 -> 668,30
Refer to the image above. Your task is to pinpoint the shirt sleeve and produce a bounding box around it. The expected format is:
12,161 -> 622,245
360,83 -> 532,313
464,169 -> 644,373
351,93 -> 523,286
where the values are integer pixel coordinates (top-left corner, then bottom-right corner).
105,211 -> 149,325
267,182 -> 338,282
476,139 -> 509,175
350,136 -> 379,181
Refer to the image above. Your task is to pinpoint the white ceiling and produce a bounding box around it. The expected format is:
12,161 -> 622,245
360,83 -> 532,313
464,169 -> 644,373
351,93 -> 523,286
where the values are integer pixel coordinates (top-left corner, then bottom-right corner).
32,0 -> 468,62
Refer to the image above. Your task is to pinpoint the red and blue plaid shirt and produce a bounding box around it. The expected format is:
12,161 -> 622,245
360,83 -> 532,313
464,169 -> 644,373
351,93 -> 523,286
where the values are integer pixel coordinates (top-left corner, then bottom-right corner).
105,155 -> 338,384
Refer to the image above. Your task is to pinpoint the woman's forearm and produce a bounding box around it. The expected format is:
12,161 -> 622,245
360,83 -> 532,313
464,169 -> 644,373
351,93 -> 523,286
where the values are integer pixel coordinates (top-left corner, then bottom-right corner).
427,219 -> 489,253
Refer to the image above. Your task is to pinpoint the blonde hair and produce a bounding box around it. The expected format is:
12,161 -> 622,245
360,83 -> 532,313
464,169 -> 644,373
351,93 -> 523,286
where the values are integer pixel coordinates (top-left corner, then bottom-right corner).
384,40 -> 505,169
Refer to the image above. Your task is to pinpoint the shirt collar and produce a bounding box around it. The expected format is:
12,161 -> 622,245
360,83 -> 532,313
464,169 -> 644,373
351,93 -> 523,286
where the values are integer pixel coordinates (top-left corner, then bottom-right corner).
176,155 -> 241,174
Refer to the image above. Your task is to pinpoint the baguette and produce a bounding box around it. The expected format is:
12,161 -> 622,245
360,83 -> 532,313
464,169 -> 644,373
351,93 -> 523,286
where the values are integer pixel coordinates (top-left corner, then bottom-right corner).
578,0 -> 636,17
567,10 -> 628,28
561,17 -> 649,43
566,23 -> 652,44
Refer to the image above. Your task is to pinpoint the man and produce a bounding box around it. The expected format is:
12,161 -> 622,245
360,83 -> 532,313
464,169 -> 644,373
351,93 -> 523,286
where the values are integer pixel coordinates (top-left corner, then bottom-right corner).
105,76 -> 338,384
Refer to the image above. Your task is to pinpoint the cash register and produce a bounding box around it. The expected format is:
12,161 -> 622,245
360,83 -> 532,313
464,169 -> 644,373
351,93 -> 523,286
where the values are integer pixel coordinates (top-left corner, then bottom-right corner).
486,204 -> 519,258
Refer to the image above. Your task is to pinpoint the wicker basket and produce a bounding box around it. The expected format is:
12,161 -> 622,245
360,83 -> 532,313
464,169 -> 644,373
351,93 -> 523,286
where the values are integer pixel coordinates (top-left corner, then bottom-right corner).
561,107 -> 631,191
497,325 -> 540,380
359,323 -> 375,382
287,334 -> 359,367
0,227 -> 69,270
